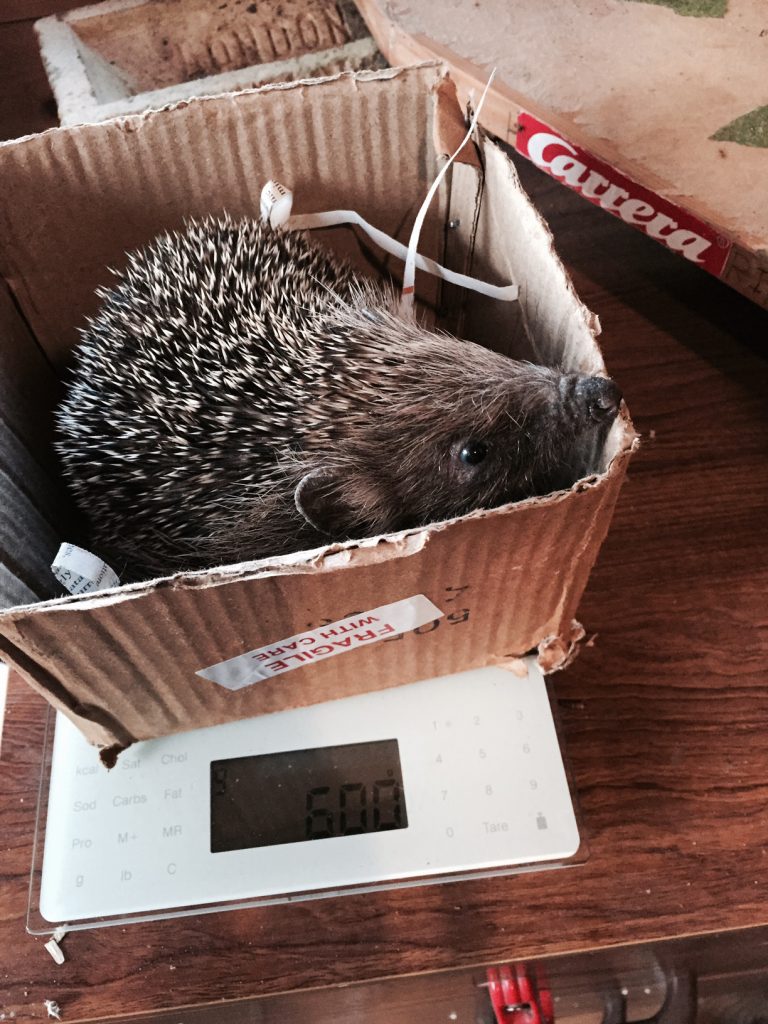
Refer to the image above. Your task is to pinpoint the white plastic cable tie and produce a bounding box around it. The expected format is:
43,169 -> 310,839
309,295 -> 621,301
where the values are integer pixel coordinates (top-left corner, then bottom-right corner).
289,208 -> 518,303
399,67 -> 498,316
259,169 -> 518,305
51,543 -> 120,595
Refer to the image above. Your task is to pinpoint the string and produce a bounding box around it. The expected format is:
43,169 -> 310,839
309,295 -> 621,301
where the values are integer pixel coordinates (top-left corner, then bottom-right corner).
399,68 -> 497,317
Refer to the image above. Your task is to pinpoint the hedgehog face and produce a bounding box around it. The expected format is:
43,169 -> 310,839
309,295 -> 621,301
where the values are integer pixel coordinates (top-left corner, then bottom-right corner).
389,368 -> 620,526
439,371 -> 623,511
289,293 -> 622,545
293,353 -> 621,541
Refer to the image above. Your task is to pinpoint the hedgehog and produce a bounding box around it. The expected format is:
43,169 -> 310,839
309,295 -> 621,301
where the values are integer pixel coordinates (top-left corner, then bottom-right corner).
55,215 -> 622,581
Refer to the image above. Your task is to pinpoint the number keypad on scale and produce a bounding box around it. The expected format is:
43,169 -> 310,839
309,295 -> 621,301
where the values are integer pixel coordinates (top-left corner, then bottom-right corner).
38,665 -> 579,924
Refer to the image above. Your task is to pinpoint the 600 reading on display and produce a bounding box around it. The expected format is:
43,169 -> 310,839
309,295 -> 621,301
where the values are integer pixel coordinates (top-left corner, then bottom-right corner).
210,739 -> 408,852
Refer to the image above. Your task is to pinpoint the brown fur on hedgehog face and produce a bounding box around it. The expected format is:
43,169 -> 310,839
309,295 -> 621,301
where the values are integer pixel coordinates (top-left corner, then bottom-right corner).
192,315 -> 621,571
288,309 -> 622,542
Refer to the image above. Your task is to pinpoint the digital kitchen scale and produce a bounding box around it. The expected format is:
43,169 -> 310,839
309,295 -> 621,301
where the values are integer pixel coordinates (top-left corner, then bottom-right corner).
27,661 -> 583,933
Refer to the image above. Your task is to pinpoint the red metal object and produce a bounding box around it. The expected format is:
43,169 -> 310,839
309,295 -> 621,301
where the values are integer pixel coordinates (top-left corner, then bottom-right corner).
486,964 -> 554,1024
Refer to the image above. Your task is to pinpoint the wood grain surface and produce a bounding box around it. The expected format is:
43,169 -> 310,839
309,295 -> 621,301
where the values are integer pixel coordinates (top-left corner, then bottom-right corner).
1,22 -> 768,1024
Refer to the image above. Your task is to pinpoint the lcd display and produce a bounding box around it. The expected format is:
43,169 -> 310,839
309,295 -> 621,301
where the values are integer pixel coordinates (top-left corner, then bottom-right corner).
210,739 -> 408,852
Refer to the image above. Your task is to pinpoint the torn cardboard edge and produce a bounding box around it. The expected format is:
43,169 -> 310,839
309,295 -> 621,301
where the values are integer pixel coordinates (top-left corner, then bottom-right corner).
537,621 -> 588,674
0,61 -> 423,155
433,77 -> 482,170
4,445 -> 635,622
37,17 -> 382,127
489,619 -> 587,677
2,614 -> 595,770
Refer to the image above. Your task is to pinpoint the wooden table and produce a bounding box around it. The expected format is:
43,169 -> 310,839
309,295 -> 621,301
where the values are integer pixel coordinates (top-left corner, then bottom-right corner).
2,20 -> 768,1023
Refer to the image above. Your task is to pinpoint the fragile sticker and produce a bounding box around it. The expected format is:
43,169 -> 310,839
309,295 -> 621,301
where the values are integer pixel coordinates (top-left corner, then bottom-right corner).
515,112 -> 732,277
197,594 -> 444,690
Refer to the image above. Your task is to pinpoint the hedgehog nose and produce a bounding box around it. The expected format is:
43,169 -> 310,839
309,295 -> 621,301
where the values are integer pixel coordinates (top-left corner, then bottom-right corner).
578,376 -> 622,424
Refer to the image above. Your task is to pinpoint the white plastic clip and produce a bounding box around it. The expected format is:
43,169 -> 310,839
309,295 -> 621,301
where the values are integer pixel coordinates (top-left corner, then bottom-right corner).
260,180 -> 294,229
51,543 -> 120,595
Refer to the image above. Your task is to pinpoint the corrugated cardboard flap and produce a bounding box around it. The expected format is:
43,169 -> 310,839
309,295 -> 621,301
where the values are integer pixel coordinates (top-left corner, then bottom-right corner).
0,449 -> 634,755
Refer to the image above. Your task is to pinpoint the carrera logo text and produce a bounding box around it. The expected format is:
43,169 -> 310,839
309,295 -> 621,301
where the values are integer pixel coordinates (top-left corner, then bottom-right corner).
516,113 -> 731,276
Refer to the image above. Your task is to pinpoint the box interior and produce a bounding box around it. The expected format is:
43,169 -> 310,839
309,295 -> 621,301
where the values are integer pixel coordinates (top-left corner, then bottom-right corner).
0,66 -> 635,751
0,65 -> 627,609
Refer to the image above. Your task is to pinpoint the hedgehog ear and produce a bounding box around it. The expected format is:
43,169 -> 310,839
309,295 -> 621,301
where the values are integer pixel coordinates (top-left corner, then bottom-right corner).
294,469 -> 359,538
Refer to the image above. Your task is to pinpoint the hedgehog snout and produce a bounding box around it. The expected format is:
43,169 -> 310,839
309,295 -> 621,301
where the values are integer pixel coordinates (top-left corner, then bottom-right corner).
573,376 -> 622,425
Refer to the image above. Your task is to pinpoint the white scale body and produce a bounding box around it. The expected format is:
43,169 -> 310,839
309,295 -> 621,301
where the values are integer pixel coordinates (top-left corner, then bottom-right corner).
39,663 -> 579,925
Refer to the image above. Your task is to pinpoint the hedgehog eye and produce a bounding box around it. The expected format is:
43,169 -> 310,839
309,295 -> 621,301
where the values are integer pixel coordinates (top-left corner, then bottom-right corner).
458,440 -> 488,466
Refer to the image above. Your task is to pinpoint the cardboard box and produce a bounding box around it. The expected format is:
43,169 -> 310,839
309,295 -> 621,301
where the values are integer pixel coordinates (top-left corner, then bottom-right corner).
0,66 -> 636,759
35,0 -> 382,126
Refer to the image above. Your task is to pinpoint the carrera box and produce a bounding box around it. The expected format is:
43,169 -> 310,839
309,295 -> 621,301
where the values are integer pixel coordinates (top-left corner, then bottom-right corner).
0,65 -> 636,758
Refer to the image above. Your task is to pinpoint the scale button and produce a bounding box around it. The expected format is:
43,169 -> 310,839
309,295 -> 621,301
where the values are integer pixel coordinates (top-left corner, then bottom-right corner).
163,786 -> 183,800
73,799 -> 96,812
161,823 -> 183,839
120,756 -> 142,771
112,793 -> 148,808
160,752 -> 188,766
75,763 -> 97,777
71,836 -> 93,850
116,830 -> 138,844
482,820 -> 510,834
119,868 -> 133,882
167,862 -> 178,875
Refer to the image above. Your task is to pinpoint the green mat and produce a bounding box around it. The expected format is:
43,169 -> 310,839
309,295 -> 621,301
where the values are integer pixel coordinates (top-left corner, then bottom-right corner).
712,105 -> 768,148
627,0 -> 727,16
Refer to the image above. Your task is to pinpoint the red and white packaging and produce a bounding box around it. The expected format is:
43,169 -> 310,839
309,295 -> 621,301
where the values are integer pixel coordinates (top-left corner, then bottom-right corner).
516,112 -> 732,277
